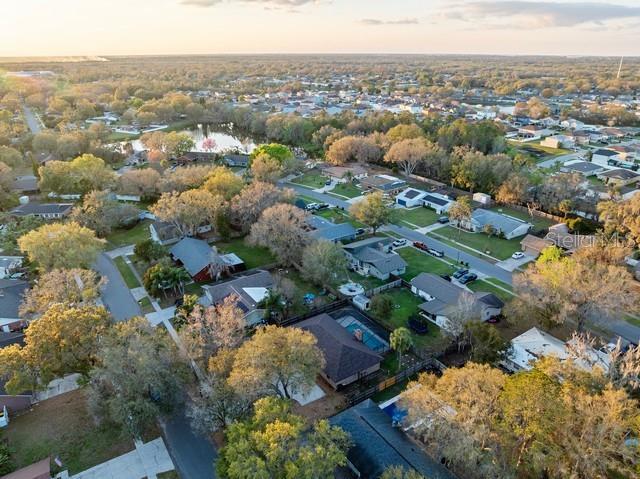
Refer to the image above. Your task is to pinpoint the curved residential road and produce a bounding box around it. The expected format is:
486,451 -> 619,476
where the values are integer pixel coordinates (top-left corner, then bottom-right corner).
22,104 -> 43,134
94,253 -> 142,322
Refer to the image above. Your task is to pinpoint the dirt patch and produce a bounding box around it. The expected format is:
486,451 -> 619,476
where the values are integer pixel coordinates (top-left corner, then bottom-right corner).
293,378 -> 346,422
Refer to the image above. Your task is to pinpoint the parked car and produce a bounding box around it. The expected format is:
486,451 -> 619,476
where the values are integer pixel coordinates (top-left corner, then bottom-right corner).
459,272 -> 478,285
355,228 -> 366,236
511,251 -> 525,260
487,314 -> 501,324
305,203 -> 320,211
325,179 -> 332,186
437,216 -> 449,224
317,203 -> 330,210
440,274 -> 451,282
413,241 -> 429,251
408,315 -> 431,335
392,239 -> 407,248
428,248 -> 444,257
452,268 -> 468,279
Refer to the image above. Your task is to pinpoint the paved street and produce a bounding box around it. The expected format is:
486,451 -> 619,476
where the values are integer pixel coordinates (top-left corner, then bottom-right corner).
94,253 -> 142,321
22,104 -> 43,134
162,408 -> 217,479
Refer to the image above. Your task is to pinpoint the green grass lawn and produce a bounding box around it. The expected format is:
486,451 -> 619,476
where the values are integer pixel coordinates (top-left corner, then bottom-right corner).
215,237 -> 277,270
4,389 -> 134,475
291,172 -> 328,189
488,206 -> 555,231
329,183 -> 363,199
393,207 -> 440,228
430,226 -> 522,260
315,208 -> 349,224
113,256 -> 141,288
138,296 -> 155,314
106,220 -> 151,249
527,141 -> 572,156
372,288 -> 442,350
396,247 -> 457,280
467,279 -> 516,304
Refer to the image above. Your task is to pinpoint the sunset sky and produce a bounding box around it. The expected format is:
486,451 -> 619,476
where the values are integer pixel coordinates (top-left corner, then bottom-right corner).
1,0 -> 639,56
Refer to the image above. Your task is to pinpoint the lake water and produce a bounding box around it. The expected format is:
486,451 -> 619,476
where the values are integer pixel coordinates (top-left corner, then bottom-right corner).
129,124 -> 257,154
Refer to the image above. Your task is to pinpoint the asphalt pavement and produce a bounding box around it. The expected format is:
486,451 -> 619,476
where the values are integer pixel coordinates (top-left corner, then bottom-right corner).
94,253 -> 142,321
22,104 -> 43,134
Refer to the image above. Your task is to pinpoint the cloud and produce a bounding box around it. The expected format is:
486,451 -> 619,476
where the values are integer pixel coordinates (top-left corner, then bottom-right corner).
181,0 -> 319,6
441,1 -> 640,28
359,18 -> 420,25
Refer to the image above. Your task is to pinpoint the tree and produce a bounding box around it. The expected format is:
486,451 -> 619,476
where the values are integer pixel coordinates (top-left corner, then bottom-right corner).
248,203 -> 309,266
370,294 -> 394,320
536,172 -> 584,214
186,349 -> 252,435
349,192 -> 393,233
18,222 -> 104,271
390,327 -> 413,367
133,238 -> 167,263
300,240 -> 348,288
0,304 -> 110,394
250,143 -> 294,166
38,154 -> 117,195
229,182 -> 294,233
448,196 -> 473,247
32,131 -> 58,154
0,146 -> 22,168
0,214 -> 43,255
88,317 -> 189,436
151,189 -> 226,237
118,169 -> 160,199
598,191 -> 640,245
250,153 -> 283,183
464,321 -> 510,364
228,325 -> 324,400
173,293 -> 199,329
20,268 -> 104,317
385,123 -> 425,143
482,223 -> 495,252
142,259 -> 190,298
217,396 -> 350,479
159,165 -> 214,193
511,243 -> 638,331
384,138 -> 431,176
495,173 -> 530,206
180,295 -> 246,365
380,466 -> 427,479
71,190 -> 139,237
557,199 -> 573,219
326,135 -> 383,165
0,162 -> 17,210
202,166 -> 244,200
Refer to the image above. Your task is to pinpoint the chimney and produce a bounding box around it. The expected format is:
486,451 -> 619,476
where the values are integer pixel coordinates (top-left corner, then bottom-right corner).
353,329 -> 363,342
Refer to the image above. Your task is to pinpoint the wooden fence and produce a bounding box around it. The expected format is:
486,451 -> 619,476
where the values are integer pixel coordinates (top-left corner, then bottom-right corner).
365,279 -> 402,297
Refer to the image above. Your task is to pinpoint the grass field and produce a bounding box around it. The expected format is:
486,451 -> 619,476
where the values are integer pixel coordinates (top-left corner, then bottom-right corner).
329,183 -> 363,199
373,288 -> 443,350
215,237 -> 277,269
291,172 -> 328,189
396,246 -> 457,280
315,208 -> 349,223
467,279 -> 516,304
393,207 -> 440,228
4,389 -> 134,475
527,141 -> 572,156
114,256 -> 140,288
106,220 -> 151,249
430,226 -> 522,260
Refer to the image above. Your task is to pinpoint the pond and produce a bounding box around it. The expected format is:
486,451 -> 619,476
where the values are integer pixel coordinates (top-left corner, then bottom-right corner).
129,123 -> 257,154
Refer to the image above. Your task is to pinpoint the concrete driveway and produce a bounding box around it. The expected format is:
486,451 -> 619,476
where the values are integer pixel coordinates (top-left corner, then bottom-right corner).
495,254 -> 536,272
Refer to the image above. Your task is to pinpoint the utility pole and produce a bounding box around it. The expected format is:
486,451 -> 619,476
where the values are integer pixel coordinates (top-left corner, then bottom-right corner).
617,56 -> 624,80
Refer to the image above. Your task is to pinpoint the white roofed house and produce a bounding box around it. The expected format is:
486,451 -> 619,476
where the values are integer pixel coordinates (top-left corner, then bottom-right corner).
456,208 -> 532,240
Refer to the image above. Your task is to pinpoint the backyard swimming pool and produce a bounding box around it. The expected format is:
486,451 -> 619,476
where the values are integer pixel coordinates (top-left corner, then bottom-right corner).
337,314 -> 390,353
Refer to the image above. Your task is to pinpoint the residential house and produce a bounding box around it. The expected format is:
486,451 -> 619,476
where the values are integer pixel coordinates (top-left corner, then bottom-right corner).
223,154 -> 250,168
296,313 -> 382,388
560,160 -> 605,177
596,168 -> 640,187
321,164 -> 368,183
10,202 -> 73,219
12,175 -> 39,195
175,151 -> 217,165
0,279 -> 28,333
200,270 -> 273,328
307,215 -> 357,243
544,223 -> 596,253
360,174 -> 407,195
519,235 -> 554,258
592,148 -> 622,167
343,237 -> 407,280
541,135 -> 576,149
410,273 -> 504,330
149,221 -> 182,246
517,124 -> 553,140
0,257 -> 22,280
329,399 -> 456,479
457,208 -> 532,239
396,188 -> 427,208
504,327 -> 609,373
170,237 -> 244,282
423,192 -> 454,214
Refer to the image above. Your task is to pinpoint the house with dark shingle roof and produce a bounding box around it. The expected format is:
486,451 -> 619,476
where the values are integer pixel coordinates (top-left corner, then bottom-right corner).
329,399 -> 457,479
296,313 -> 381,388
10,202 -> 73,219
0,279 -> 28,333
307,215 -> 357,243
410,273 -> 504,330
170,238 -> 244,281
343,237 -> 407,280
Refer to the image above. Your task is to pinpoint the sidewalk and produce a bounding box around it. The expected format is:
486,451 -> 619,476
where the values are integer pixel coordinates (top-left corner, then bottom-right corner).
59,437 -> 175,479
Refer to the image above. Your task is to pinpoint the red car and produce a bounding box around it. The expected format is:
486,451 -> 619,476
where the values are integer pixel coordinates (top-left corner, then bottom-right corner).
413,241 -> 429,251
